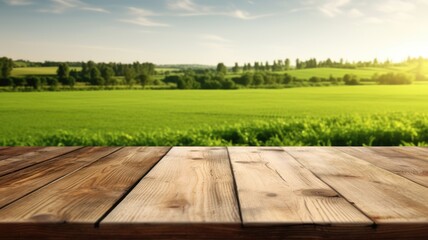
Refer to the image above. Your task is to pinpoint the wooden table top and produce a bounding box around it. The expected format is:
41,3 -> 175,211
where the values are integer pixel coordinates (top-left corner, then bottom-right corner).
0,146 -> 427,239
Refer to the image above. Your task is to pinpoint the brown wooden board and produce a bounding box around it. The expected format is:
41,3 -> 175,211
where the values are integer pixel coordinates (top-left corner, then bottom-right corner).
285,147 -> 428,224
0,147 -> 120,209
392,147 -> 428,162
338,147 -> 428,187
0,147 -> 170,224
0,147 -> 44,161
103,147 -> 240,224
0,147 -> 81,177
228,147 -> 371,226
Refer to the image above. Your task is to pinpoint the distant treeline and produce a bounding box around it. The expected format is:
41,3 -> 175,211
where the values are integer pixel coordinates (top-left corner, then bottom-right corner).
0,56 -> 424,90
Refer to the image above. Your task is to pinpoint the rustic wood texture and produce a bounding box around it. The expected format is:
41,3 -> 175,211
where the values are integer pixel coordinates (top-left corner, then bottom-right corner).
0,147 -> 120,208
0,147 -> 44,161
338,147 -> 428,187
392,147 -> 428,162
103,147 -> 240,224
0,147 -> 81,176
0,147 -> 169,223
0,147 -> 427,239
228,147 -> 371,225
285,147 -> 428,224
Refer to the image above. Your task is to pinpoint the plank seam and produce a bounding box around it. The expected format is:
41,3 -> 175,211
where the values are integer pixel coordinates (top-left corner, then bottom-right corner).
226,147 -> 244,227
94,147 -> 173,228
335,147 -> 428,189
283,148 -> 377,227
0,147 -> 124,210
0,147 -> 84,178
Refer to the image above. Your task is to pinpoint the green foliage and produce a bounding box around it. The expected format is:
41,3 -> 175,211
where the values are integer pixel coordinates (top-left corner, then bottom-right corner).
57,63 -> 70,82
1,86 -> 428,146
138,73 -> 152,88
343,74 -> 359,85
375,72 -> 413,85
2,113 -> 427,146
216,63 -> 227,75
0,57 -> 14,79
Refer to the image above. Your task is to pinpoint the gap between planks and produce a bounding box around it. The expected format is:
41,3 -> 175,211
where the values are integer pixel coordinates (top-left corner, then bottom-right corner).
0,147 -> 123,210
94,147 -> 173,227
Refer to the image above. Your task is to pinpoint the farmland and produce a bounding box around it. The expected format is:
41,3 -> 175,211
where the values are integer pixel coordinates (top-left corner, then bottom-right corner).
1,85 -> 427,146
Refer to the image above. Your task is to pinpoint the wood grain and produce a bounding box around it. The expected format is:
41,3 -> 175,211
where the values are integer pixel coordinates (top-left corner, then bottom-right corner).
285,147 -> 428,224
228,147 -> 371,226
0,147 -> 169,224
0,147 -> 81,176
338,147 -> 428,187
0,147 -> 120,208
0,147 -> 44,161
391,147 -> 428,163
103,147 -> 240,224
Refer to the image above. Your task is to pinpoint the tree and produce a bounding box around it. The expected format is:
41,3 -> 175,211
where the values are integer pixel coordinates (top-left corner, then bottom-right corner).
57,63 -> 70,82
375,72 -> 413,85
138,73 -> 152,88
232,63 -> 240,73
46,77 -> 59,90
101,66 -> 115,85
253,73 -> 264,85
0,57 -> 14,79
89,66 -> 102,85
25,76 -> 41,90
343,74 -> 359,85
235,72 -> 253,86
284,59 -> 290,70
124,67 -> 135,87
216,63 -> 227,75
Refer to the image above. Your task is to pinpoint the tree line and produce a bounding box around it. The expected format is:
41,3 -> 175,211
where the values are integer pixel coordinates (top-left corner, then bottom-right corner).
0,56 -> 421,90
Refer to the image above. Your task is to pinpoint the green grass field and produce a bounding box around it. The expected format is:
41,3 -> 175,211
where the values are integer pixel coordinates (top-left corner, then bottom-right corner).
1,85 -> 428,146
11,67 -> 82,76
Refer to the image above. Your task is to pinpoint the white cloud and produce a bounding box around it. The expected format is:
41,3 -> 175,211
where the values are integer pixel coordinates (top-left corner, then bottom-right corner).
168,0 -> 271,20
4,0 -> 32,6
167,0 -> 211,12
319,0 -> 351,17
40,0 -> 109,14
231,10 -> 272,20
119,7 -> 169,27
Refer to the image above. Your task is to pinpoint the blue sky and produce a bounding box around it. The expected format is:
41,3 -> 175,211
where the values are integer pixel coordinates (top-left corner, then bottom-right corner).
1,0 -> 428,65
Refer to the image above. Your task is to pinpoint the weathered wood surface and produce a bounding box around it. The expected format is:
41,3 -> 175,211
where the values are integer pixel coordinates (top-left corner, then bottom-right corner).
0,147 -> 81,176
286,147 -> 428,224
103,147 -> 240,224
228,147 -> 371,225
0,147 -> 120,208
0,147 -> 427,239
0,147 -> 44,161
338,147 -> 428,187
0,147 -> 169,223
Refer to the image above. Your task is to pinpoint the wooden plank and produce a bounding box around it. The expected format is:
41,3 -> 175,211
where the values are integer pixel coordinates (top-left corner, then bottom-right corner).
0,147 -> 44,161
338,147 -> 428,187
0,147 -> 169,224
0,147 -> 81,176
0,147 -> 120,208
103,147 -> 240,224
228,147 -> 371,226
390,147 -> 428,162
285,147 -> 428,224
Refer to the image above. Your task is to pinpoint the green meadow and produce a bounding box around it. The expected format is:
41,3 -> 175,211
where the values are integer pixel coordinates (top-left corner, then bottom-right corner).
1,85 -> 427,146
